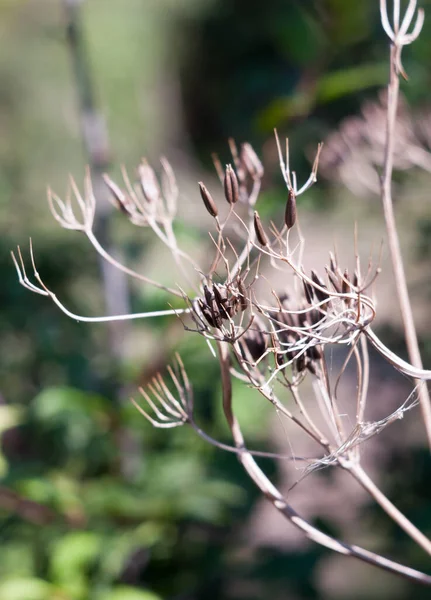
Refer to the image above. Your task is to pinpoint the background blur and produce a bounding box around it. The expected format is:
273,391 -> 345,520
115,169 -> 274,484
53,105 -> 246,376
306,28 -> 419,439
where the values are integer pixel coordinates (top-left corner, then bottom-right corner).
1,1 -> 431,599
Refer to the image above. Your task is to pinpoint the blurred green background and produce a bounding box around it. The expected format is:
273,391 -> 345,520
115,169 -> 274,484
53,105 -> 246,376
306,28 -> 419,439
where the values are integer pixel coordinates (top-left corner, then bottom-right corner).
1,1 -> 431,599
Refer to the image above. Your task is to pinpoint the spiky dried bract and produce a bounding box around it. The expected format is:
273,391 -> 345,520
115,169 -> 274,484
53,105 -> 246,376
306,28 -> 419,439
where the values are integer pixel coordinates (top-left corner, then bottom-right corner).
199,182 -> 218,218
224,164 -> 239,204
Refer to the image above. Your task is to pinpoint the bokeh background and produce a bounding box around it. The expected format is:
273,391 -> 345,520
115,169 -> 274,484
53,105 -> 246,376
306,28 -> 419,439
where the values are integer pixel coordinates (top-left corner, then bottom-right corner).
1,1 -> 431,598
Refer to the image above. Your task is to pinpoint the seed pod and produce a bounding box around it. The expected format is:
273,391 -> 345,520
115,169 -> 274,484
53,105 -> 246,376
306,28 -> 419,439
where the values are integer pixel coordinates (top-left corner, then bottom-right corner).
213,284 -> 228,306
199,182 -> 218,218
237,277 -> 248,312
203,285 -> 214,307
353,269 -> 360,289
311,270 -> 329,303
303,278 -> 314,304
213,284 -> 230,319
242,328 -> 268,361
329,251 -> 338,274
254,211 -> 268,246
197,299 -> 217,328
241,143 -> 264,179
103,174 -> 132,216
342,268 -> 351,295
285,189 -> 297,229
326,267 -> 342,293
224,164 -> 239,204
307,344 -> 323,361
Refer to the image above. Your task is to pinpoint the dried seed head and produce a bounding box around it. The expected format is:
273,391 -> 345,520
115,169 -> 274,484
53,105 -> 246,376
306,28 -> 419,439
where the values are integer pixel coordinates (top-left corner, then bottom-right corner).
224,164 -> 239,204
285,188 -> 297,229
353,269 -> 360,289
198,182 -> 218,218
241,143 -> 264,179
253,211 -> 268,246
237,277 -> 248,312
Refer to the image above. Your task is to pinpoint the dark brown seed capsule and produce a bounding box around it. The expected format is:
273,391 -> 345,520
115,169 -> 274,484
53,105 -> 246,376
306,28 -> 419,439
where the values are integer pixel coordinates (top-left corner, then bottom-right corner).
213,284 -> 228,306
311,270 -> 329,303
240,327 -> 267,361
303,278 -> 314,304
326,267 -> 342,293
307,344 -> 323,361
213,285 -> 230,319
199,182 -> 218,218
237,277 -> 248,312
254,211 -> 268,246
342,269 -> 351,295
329,251 -> 338,274
296,354 -> 307,373
103,174 -> 132,216
197,299 -> 217,328
285,189 -> 297,229
241,143 -> 264,179
224,164 -> 239,204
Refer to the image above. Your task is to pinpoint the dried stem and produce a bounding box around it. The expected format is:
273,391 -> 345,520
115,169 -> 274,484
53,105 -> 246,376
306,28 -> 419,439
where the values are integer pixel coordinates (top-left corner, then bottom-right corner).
379,2 -> 431,448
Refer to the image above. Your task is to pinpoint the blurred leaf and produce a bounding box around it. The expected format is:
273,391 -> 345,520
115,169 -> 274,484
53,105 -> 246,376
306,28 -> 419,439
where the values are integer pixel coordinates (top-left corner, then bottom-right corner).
50,531 -> 103,598
98,586 -> 162,600
0,578 -> 53,600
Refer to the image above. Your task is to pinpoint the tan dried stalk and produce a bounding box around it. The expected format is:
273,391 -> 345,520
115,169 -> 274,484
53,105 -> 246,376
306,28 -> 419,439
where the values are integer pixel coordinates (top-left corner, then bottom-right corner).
379,0 -> 431,448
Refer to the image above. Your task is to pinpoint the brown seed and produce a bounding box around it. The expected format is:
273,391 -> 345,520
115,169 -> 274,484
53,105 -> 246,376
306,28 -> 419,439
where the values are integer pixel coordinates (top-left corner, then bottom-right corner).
199,182 -> 218,218
342,269 -> 351,295
224,164 -> 239,204
311,270 -> 329,303
307,344 -> 323,361
326,267 -> 342,293
285,188 -> 297,229
253,211 -> 268,246
303,278 -> 314,304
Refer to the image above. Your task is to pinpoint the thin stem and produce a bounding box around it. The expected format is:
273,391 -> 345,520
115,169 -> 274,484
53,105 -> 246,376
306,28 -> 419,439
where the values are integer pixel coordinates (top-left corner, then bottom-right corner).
380,43 -> 431,448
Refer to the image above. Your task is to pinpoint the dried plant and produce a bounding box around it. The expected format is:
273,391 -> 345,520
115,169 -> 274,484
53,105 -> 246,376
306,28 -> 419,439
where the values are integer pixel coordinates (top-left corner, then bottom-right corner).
13,0 -> 431,585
